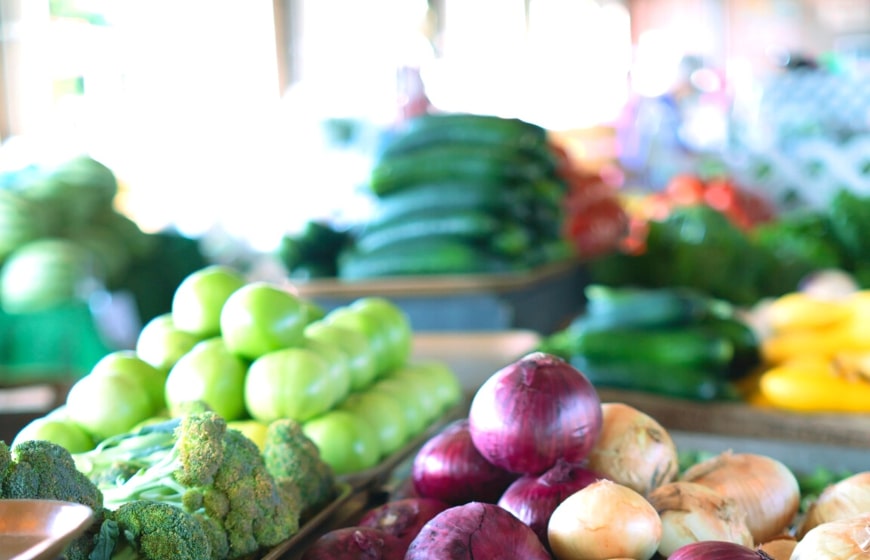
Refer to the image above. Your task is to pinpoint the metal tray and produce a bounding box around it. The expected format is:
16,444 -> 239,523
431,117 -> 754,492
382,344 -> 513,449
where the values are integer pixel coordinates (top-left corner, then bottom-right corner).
0,499 -> 94,560
260,482 -> 355,560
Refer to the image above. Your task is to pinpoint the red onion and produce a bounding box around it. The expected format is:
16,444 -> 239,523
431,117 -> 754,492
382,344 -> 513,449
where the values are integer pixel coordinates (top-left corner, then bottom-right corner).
411,418 -> 518,505
405,502 -> 552,560
497,458 -> 602,551
357,498 -> 450,549
668,541 -> 774,560
300,526 -> 406,560
468,352 -> 602,474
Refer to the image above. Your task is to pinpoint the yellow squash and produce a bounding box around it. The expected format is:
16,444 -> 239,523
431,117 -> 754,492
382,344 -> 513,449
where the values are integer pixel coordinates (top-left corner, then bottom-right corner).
758,360 -> 870,413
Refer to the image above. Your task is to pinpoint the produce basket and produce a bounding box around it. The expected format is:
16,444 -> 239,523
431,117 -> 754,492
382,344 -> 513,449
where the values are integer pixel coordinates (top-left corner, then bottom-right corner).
292,260 -> 588,334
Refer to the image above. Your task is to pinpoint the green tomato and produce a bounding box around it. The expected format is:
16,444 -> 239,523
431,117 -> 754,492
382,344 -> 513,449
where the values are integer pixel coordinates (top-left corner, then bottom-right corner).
135,313 -> 201,372
12,416 -> 95,453
303,321 -> 377,391
302,409 -> 380,475
389,361 -> 463,415
171,265 -> 246,338
219,281 -> 307,360
164,337 -> 248,421
299,335 -> 352,408
244,347 -> 335,423
65,370 -> 154,442
368,377 -> 427,437
90,349 -> 168,413
338,390 -> 409,457
381,367 -> 441,424
324,307 -> 393,378
349,297 -> 413,372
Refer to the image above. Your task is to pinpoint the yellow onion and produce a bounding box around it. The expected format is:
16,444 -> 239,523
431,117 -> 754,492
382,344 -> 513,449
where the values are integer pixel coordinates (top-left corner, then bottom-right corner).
547,479 -> 662,560
797,471 -> 870,539
585,402 -> 679,496
648,480 -> 753,557
757,535 -> 797,560
680,451 -> 800,543
791,513 -> 870,559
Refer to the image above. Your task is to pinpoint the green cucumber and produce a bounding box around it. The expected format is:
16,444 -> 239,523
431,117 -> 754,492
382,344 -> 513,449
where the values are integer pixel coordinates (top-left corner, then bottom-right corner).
379,113 -> 549,159
571,356 -> 739,401
556,325 -> 735,370
580,285 -> 730,330
355,209 -> 502,255
370,182 -> 523,226
369,144 -> 551,197
698,316 -> 761,379
337,239 -> 513,279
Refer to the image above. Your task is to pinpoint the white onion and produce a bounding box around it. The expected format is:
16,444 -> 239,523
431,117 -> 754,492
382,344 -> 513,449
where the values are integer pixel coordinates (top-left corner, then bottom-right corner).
648,481 -> 753,558
791,513 -> 870,559
680,451 -> 800,543
585,402 -> 678,496
547,479 -> 662,560
797,471 -> 870,539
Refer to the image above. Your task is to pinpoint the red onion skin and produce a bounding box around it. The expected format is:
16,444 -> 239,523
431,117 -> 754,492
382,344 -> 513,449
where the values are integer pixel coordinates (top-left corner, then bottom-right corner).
300,526 -> 406,560
668,540 -> 774,560
411,419 -> 518,505
405,501 -> 552,560
468,352 -> 602,475
497,458 -> 603,552
357,498 -> 451,549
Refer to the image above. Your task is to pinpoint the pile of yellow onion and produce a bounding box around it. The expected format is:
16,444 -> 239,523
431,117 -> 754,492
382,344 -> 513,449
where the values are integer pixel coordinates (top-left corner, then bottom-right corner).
545,401 -> 870,560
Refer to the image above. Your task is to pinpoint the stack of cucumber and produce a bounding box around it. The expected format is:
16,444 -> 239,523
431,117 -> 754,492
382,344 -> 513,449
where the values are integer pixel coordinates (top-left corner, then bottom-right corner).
538,284 -> 762,401
338,113 -> 574,280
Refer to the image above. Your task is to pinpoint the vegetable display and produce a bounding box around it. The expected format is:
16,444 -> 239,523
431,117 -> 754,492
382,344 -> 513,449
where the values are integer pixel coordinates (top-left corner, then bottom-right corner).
307,351 -> 868,559
334,112 -> 580,279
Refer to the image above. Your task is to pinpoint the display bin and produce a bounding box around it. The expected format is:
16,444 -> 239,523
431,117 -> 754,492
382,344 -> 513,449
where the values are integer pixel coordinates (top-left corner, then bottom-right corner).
292,260 -> 588,334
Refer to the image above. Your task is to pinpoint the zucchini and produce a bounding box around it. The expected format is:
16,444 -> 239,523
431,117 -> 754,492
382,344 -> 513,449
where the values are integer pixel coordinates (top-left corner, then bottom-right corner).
379,113 -> 549,159
355,209 -> 502,254
370,181 -> 524,226
337,239 -> 513,279
699,316 -> 761,379
553,325 -> 735,370
580,285 -> 730,330
369,144 -> 551,197
571,356 -> 739,401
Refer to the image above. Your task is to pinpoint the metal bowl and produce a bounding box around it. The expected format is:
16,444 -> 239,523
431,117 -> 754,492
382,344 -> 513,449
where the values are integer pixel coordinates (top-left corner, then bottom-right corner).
0,499 -> 94,560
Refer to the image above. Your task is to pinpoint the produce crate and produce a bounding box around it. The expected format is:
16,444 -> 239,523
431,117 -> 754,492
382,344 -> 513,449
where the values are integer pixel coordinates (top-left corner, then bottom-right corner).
292,260 -> 587,334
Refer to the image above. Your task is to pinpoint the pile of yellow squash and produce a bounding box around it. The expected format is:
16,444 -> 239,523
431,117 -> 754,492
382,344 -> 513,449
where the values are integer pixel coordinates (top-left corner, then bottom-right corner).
743,291 -> 870,413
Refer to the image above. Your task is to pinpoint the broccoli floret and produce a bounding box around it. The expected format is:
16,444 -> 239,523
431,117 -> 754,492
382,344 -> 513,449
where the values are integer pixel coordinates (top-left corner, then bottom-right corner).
88,500 -> 213,560
0,439 -> 107,560
262,418 -> 336,519
2,439 -> 103,510
90,411 -> 300,559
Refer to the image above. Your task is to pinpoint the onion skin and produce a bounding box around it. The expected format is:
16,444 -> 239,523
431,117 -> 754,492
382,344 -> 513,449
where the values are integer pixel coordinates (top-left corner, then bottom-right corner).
547,478 -> 662,560
405,501 -> 552,560
586,402 -> 678,496
796,471 -> 870,539
757,535 -> 797,560
791,513 -> 870,559
411,418 -> 518,505
468,352 -> 602,475
668,540 -> 774,559
357,498 -> 450,549
680,451 -> 800,543
300,526 -> 406,560
648,481 -> 753,557
497,458 -> 602,551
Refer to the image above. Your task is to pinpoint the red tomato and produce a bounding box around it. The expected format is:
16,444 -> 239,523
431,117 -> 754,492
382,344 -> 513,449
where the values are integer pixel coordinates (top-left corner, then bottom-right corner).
564,196 -> 630,259
665,174 -> 707,206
